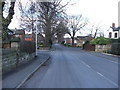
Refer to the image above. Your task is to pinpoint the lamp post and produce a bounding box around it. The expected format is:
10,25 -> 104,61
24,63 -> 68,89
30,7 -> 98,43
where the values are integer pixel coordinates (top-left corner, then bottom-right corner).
35,2 -> 38,57
35,19 -> 38,57
29,2 -> 38,57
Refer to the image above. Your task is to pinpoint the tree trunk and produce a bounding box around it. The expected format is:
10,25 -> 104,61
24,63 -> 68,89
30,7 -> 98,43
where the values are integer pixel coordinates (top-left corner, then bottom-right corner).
94,29 -> 98,38
71,37 -> 74,47
44,22 -> 52,47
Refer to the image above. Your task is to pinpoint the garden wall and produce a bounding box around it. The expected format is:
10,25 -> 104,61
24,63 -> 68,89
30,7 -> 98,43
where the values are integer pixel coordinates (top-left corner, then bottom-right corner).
95,44 -> 111,53
2,52 -> 35,74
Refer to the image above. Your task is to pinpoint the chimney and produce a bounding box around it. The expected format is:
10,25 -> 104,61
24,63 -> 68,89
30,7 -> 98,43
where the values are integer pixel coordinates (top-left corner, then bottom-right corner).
112,23 -> 115,28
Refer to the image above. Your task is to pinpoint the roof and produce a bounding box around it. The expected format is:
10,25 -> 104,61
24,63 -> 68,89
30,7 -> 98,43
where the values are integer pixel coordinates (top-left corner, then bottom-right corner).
111,27 -> 119,31
8,29 -> 14,33
77,36 -> 89,39
14,30 -> 25,35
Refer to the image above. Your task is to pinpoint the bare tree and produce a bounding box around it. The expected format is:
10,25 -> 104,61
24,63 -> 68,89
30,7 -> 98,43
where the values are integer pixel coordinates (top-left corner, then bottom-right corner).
36,1 -> 70,46
85,23 -> 104,38
67,15 -> 88,46
55,20 -> 68,43
92,26 -> 104,38
17,0 -> 70,46
18,0 -> 36,32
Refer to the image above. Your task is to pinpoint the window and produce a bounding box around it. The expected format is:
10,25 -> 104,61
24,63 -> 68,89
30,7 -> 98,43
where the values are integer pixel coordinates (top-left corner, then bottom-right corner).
114,33 -> 117,38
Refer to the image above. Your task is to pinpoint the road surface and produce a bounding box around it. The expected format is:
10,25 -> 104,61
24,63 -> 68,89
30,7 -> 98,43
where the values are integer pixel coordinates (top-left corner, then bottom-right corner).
21,44 -> 118,88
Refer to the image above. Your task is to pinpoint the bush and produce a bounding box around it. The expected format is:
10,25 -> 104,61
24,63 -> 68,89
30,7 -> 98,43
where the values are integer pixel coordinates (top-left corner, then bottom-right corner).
61,41 -> 65,44
20,41 -> 36,54
90,37 -> 111,45
38,43 -> 44,47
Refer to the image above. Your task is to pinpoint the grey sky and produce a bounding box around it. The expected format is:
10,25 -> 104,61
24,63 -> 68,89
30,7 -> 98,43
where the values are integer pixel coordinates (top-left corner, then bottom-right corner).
8,0 -> 120,37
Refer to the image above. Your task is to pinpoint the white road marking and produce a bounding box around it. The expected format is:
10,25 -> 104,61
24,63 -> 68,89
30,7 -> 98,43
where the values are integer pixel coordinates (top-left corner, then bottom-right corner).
86,53 -> 118,64
86,64 -> 91,68
97,72 -> 104,77
79,60 -> 91,68
89,53 -> 118,64
77,56 -> 118,87
97,72 -> 118,87
110,61 -> 118,64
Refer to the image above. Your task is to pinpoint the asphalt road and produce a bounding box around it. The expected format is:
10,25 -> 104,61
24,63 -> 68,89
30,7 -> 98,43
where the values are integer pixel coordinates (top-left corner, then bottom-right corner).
21,44 -> 118,88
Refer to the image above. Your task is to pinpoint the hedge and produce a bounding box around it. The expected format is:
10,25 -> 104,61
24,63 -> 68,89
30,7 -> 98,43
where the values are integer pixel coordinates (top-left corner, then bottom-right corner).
20,41 -> 36,54
90,37 -> 111,45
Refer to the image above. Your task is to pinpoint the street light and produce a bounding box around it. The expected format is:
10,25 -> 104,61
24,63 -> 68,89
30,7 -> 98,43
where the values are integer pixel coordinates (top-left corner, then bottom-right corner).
29,2 -> 38,57
35,19 -> 38,57
35,3 -> 38,57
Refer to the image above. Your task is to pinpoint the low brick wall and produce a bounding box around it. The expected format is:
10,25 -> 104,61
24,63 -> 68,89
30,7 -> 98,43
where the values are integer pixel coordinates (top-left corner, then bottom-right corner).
2,52 -> 35,74
95,44 -> 111,52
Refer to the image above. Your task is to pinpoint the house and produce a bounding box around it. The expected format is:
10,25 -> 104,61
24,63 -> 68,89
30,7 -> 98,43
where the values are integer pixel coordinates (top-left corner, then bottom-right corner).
13,29 -> 25,40
2,29 -> 24,49
110,2 -> 120,39
63,35 -> 93,47
76,35 -> 94,47
24,34 -> 34,41
64,38 -> 72,45
109,23 -> 119,39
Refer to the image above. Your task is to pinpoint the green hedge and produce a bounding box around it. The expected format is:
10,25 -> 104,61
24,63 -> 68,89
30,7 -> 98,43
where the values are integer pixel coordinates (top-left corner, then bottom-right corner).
90,37 -> 111,45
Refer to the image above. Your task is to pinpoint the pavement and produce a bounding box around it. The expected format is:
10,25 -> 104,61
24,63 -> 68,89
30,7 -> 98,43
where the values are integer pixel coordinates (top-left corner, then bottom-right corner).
19,44 -> 118,88
2,51 -> 50,88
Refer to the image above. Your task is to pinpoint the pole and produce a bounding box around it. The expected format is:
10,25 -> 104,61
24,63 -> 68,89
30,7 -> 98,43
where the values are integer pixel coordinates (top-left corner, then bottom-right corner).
35,20 -> 37,57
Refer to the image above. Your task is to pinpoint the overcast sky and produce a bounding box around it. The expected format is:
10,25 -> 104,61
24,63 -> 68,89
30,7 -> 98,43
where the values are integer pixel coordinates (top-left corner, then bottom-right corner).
8,0 -> 120,37
64,0 -> 120,37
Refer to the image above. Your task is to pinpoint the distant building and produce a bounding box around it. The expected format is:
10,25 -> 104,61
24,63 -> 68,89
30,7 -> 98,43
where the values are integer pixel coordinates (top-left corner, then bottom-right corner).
76,35 -> 93,47
10,29 -> 36,42
64,35 -> 93,47
109,23 -> 119,39
24,34 -> 34,41
108,2 -> 120,39
64,38 -> 72,45
14,29 -> 25,40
